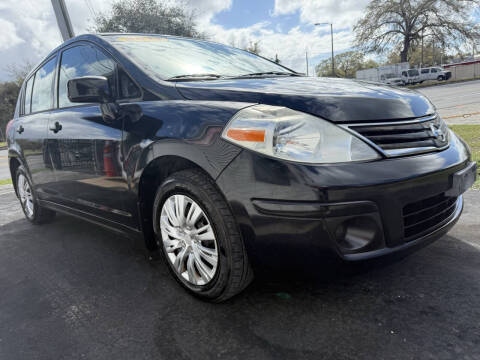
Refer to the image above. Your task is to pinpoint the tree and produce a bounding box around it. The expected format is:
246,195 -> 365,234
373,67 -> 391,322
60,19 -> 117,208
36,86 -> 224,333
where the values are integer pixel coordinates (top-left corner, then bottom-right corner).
353,0 -> 480,62
93,0 -> 202,38
5,60 -> 33,86
316,51 -> 378,78
387,41 -> 450,66
0,82 -> 20,141
0,61 -> 32,141
245,41 -> 261,55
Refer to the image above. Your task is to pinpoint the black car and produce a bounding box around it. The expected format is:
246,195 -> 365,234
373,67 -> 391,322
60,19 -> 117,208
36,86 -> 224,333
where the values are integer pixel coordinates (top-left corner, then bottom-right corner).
7,34 -> 476,302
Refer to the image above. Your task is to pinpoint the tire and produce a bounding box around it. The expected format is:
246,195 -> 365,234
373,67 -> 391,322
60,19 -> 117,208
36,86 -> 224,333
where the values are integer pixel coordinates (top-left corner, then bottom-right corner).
15,165 -> 56,224
437,75 -> 444,81
153,169 -> 253,302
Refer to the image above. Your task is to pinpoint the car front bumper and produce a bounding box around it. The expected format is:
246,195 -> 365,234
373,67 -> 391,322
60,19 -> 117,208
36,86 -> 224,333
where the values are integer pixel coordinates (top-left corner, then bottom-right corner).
216,131 -> 475,263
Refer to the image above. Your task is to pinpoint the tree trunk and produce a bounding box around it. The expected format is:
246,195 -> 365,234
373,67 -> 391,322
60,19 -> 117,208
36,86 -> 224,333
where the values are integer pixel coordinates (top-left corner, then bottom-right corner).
400,37 -> 410,63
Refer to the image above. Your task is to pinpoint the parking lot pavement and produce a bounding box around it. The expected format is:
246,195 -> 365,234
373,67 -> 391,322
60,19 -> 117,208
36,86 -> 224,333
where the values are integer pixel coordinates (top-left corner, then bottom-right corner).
0,184 -> 479,360
418,80 -> 480,125
0,149 -> 9,180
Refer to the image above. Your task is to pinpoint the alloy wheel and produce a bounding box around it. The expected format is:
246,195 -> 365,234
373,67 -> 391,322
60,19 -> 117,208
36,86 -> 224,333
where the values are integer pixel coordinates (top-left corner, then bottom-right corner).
160,194 -> 219,286
17,174 -> 34,218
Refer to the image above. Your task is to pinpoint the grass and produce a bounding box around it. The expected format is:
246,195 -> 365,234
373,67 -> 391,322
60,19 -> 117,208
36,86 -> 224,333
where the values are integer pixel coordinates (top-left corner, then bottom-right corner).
0,142 -> 6,148
0,178 -> 12,186
450,125 -> 480,190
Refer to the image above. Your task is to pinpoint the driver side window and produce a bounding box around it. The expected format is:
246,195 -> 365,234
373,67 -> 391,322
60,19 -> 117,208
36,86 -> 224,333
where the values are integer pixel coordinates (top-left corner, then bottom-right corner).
58,44 -> 116,108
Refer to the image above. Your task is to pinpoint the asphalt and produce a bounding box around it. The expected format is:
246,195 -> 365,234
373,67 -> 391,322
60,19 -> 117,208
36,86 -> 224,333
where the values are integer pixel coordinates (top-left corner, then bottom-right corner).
418,79 -> 480,124
0,184 -> 479,360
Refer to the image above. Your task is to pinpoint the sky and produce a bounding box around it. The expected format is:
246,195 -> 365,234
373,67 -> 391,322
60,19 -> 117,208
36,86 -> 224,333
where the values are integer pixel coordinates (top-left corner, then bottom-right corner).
0,0 -> 477,81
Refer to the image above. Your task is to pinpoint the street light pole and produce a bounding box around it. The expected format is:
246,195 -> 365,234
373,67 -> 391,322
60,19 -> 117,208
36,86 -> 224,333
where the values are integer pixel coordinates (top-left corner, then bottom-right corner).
329,23 -> 334,76
315,23 -> 335,76
51,0 -> 75,41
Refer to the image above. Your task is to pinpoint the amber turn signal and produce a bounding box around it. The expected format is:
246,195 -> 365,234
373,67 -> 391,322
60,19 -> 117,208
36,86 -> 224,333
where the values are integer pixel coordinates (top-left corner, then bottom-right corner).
226,129 -> 266,142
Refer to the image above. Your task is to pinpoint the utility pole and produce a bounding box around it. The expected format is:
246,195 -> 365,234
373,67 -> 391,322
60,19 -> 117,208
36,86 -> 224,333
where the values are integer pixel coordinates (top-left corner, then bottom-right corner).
51,0 -> 75,42
330,23 -> 334,76
432,40 -> 435,66
305,51 -> 309,76
315,23 -> 335,76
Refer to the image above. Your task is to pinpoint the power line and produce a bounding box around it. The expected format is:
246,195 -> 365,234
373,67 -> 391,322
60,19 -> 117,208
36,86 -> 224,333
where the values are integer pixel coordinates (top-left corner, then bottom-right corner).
83,0 -> 96,19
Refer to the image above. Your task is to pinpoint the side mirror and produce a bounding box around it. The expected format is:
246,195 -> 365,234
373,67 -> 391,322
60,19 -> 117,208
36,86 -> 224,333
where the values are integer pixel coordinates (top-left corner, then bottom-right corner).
67,76 -> 113,104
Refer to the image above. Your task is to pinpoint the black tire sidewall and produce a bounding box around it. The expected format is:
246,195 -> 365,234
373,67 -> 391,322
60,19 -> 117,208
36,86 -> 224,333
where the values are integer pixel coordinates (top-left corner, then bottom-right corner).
153,174 -> 235,299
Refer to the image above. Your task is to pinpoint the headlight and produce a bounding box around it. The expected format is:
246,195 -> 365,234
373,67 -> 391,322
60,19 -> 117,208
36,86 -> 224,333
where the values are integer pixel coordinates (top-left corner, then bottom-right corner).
222,105 -> 380,163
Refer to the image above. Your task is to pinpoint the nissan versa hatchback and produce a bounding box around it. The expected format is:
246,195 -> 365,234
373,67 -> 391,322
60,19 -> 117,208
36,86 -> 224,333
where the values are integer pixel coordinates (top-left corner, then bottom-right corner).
7,34 -> 477,301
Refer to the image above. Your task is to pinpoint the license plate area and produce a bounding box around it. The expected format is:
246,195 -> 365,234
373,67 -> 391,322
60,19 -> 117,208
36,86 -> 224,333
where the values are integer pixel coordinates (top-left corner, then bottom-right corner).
445,162 -> 477,197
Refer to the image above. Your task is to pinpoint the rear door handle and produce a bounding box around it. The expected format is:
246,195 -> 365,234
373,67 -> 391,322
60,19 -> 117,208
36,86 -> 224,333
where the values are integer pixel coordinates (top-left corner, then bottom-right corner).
16,125 -> 24,134
49,121 -> 62,133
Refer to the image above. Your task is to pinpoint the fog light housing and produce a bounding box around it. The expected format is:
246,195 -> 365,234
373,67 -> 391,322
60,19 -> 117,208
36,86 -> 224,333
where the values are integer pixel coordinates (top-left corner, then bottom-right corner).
334,216 -> 383,253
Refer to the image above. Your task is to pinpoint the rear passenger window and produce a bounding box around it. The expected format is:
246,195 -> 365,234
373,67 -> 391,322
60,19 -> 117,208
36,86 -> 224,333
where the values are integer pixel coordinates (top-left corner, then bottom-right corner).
58,45 -> 116,108
421,69 -> 429,74
24,76 -> 34,115
31,57 -> 56,113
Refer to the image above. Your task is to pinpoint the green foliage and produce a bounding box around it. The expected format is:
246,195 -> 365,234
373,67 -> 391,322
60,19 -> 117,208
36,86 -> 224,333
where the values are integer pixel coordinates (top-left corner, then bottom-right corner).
316,51 -> 378,78
0,81 -> 21,141
93,0 -> 202,38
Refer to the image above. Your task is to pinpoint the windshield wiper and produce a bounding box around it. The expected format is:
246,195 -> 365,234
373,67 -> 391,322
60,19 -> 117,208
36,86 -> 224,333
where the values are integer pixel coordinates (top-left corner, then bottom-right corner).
233,71 -> 302,78
167,73 -> 225,81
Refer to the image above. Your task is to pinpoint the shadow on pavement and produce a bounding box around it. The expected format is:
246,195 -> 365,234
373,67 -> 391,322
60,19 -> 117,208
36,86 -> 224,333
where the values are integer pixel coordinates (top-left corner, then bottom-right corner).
0,212 -> 479,360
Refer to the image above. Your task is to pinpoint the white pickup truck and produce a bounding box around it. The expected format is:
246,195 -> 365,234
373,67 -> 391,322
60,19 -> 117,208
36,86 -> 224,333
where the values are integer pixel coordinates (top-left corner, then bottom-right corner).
419,67 -> 451,82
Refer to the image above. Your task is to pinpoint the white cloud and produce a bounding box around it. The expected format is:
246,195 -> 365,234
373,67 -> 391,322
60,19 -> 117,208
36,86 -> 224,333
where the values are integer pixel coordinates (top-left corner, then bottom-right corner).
0,0 -> 368,80
0,19 -> 25,50
183,0 -> 232,22
273,0 -> 369,29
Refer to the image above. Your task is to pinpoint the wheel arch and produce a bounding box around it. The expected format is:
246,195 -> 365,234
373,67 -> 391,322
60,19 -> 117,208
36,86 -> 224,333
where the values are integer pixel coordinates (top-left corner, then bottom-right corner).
8,150 -> 25,195
137,155 -> 216,251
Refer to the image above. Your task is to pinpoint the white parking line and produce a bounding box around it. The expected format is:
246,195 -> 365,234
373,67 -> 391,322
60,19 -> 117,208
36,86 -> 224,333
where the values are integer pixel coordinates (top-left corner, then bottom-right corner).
459,239 -> 480,251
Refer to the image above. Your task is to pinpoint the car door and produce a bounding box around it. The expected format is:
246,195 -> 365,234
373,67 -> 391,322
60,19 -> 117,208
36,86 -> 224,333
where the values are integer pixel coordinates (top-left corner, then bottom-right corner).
47,43 -> 134,227
420,68 -> 429,81
430,67 -> 437,80
14,56 -> 57,200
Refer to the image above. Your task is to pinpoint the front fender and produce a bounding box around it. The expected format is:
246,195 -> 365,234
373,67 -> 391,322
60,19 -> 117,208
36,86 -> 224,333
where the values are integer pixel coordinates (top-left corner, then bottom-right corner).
121,100 -> 254,192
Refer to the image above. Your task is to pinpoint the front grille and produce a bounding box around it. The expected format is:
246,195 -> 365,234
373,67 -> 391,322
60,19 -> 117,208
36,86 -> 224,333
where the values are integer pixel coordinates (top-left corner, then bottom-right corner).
347,114 -> 449,157
402,193 -> 458,241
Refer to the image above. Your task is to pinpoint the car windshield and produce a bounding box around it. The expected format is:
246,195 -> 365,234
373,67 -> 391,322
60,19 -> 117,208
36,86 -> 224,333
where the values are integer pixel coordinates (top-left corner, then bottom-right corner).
106,35 -> 294,80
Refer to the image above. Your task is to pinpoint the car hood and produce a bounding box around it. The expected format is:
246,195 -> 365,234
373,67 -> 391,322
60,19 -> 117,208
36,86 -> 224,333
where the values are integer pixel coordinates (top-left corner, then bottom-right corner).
175,77 -> 435,122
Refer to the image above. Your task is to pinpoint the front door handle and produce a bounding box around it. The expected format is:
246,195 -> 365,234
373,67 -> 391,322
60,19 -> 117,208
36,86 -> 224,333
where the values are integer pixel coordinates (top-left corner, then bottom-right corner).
16,125 -> 24,134
49,121 -> 62,134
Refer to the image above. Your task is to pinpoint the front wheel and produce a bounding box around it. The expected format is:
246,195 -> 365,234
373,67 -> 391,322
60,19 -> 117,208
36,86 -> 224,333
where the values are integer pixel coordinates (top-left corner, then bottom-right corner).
437,75 -> 445,81
153,169 -> 253,302
16,165 -> 56,224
